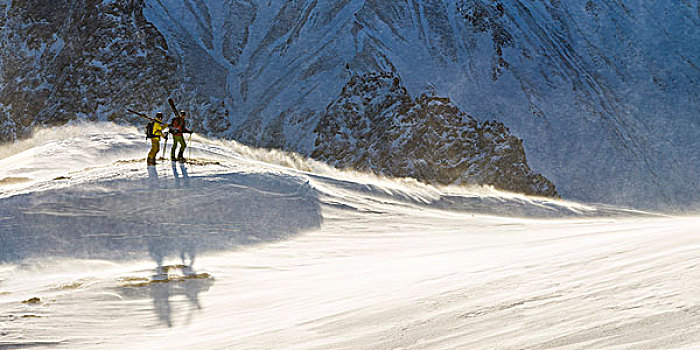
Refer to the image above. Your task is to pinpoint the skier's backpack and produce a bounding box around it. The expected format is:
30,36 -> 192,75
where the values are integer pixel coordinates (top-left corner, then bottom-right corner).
145,121 -> 155,139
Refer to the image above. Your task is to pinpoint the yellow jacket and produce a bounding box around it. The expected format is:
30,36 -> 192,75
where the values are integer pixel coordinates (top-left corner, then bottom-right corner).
152,121 -> 164,139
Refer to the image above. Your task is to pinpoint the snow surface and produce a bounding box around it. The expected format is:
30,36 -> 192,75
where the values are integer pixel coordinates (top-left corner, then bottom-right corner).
1,123 -> 698,349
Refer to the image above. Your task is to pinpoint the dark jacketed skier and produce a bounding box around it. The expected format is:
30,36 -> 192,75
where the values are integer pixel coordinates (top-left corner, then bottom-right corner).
146,112 -> 167,166
169,110 -> 192,162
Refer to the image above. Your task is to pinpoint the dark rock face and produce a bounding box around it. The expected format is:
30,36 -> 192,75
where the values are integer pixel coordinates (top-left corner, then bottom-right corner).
313,72 -> 557,197
457,0 -> 513,80
0,0 -> 179,141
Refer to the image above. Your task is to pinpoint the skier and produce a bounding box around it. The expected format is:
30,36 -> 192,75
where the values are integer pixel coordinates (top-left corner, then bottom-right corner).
169,110 -> 192,162
146,112 -> 167,166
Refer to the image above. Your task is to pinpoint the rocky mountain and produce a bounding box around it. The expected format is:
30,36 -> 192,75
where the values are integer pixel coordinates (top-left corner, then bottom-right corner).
1,0 -> 698,209
0,0 -> 179,139
313,71 -> 557,196
0,0 -> 232,141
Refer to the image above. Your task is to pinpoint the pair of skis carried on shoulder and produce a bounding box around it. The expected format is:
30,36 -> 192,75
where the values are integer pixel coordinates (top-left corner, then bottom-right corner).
127,98 -> 181,124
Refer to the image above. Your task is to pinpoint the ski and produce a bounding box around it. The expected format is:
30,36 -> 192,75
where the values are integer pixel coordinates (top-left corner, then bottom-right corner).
126,108 -> 160,123
167,98 -> 179,119
172,158 -> 220,166
127,108 -> 171,126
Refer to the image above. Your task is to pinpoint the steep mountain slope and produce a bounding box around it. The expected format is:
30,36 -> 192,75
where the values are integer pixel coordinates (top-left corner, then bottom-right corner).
1,1 -> 698,209
141,0 -> 699,210
0,0 -> 181,139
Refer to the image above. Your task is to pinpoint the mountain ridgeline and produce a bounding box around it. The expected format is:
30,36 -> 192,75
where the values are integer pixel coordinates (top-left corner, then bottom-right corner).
1,1 -> 698,208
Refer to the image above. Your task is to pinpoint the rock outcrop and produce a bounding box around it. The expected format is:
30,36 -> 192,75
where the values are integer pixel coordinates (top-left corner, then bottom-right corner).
313,72 -> 557,196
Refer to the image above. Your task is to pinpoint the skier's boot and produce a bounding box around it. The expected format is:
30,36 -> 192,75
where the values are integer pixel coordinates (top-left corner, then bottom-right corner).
147,157 -> 156,166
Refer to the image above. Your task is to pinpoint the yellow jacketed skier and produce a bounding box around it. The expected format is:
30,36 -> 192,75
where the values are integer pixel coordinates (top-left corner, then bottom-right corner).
146,112 -> 166,166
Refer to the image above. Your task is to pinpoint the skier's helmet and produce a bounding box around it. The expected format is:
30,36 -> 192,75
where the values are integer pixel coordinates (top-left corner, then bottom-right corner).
180,111 -> 187,118
155,112 -> 163,120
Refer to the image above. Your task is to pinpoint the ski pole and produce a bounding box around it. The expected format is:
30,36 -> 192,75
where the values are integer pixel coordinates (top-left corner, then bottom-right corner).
188,132 -> 193,161
162,132 -> 169,161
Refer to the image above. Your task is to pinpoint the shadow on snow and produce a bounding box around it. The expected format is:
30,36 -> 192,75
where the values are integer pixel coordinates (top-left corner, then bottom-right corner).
0,166 -> 323,264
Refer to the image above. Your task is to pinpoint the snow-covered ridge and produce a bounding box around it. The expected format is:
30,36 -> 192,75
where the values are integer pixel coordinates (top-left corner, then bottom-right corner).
0,123 -> 644,220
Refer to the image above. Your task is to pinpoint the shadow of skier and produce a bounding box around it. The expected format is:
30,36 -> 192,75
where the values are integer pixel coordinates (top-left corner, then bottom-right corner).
147,165 -> 159,188
150,265 -> 212,327
171,162 -> 190,189
118,264 -> 214,328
